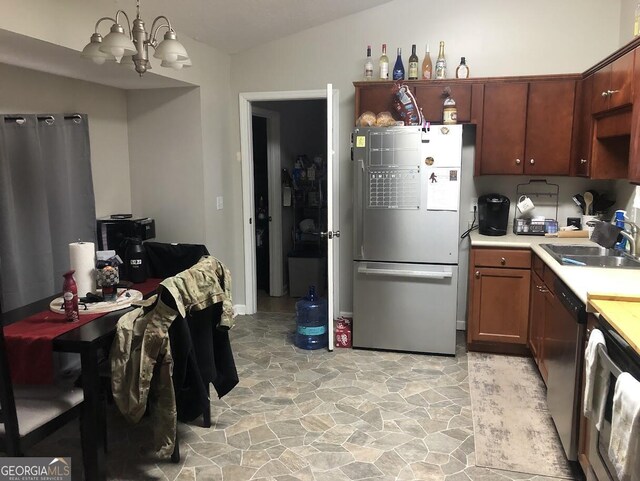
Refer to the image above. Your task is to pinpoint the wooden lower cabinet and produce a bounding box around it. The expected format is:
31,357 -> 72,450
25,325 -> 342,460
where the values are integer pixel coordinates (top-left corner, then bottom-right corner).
529,270 -> 548,383
467,248 -> 531,350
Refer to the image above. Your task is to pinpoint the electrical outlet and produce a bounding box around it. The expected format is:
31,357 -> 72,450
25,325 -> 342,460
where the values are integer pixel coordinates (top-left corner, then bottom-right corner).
216,196 -> 223,210
470,197 -> 478,213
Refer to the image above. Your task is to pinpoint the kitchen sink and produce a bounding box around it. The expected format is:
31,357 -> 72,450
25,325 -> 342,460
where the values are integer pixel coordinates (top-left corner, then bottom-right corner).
540,244 -> 640,269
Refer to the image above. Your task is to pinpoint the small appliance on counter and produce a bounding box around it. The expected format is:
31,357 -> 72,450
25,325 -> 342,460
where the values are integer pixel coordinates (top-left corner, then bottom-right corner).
478,194 -> 510,236
96,215 -> 155,260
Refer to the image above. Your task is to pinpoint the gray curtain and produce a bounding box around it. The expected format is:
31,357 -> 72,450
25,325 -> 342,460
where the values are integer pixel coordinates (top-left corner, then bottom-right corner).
0,114 -> 95,313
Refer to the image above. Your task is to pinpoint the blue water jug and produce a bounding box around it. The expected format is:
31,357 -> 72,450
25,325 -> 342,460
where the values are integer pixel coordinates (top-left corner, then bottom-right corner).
295,286 -> 328,350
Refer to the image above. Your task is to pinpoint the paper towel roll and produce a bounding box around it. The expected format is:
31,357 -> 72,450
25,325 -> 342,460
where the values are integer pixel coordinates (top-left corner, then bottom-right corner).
69,242 -> 95,296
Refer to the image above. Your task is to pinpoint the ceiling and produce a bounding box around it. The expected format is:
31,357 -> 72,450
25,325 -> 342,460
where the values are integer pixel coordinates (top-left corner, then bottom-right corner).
0,0 -> 394,90
113,0 -> 394,54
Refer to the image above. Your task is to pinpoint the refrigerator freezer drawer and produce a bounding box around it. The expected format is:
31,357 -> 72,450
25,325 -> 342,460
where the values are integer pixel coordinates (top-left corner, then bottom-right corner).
353,262 -> 458,355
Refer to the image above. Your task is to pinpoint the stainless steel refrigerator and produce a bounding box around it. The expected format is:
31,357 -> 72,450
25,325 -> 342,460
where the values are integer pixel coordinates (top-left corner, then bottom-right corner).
352,125 -> 463,355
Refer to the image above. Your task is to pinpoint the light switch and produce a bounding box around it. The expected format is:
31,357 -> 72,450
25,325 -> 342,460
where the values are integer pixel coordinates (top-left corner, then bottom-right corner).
216,196 -> 223,210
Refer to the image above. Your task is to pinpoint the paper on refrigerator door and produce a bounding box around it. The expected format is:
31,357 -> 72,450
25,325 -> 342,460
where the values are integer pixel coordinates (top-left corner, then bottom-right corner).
426,168 -> 460,211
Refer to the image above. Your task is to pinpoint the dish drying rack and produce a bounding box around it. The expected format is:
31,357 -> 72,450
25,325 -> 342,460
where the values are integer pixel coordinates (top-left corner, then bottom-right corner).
513,179 -> 559,235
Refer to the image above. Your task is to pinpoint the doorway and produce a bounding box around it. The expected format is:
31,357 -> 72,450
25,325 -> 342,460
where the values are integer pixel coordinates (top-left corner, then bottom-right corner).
252,100 -> 327,313
240,86 -> 340,349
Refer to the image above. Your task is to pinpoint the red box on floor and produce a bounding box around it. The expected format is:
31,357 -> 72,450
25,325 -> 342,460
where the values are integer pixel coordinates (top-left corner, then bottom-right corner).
335,317 -> 352,348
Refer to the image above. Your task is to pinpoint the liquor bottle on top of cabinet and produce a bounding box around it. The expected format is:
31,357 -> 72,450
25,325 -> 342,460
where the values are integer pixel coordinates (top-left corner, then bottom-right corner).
421,44 -> 433,79
408,44 -> 419,80
456,57 -> 469,78
393,47 -> 405,80
379,44 -> 389,80
364,45 -> 373,80
435,41 -> 446,79
443,95 -> 457,124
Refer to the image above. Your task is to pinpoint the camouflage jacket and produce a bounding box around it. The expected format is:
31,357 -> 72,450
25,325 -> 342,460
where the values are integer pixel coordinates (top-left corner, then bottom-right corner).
160,256 -> 234,330
110,256 -> 234,457
110,296 -> 177,457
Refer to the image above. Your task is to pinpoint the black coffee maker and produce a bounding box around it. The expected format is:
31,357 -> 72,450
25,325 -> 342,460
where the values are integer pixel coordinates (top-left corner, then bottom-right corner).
478,194 -> 510,236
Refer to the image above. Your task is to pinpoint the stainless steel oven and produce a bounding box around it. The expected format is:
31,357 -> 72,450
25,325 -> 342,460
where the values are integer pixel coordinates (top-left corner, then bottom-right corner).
588,318 -> 640,481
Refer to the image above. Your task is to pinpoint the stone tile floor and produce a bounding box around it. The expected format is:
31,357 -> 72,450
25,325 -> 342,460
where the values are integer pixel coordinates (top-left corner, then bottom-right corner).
31,312 -> 579,480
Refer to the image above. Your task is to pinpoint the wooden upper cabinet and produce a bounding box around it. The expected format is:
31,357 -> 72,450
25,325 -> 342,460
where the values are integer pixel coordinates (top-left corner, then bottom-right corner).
413,83 -> 472,123
479,79 -> 575,175
571,75 -> 593,177
354,82 -> 403,122
591,50 -> 634,115
353,80 -> 474,125
525,79 -> 576,176
629,48 -> 640,184
479,82 -> 528,175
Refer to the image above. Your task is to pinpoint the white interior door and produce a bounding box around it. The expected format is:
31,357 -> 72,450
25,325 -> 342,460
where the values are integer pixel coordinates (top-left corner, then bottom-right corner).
326,84 -> 340,351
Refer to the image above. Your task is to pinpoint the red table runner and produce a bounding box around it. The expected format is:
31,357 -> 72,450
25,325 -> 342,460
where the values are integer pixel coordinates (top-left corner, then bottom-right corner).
4,278 -> 161,385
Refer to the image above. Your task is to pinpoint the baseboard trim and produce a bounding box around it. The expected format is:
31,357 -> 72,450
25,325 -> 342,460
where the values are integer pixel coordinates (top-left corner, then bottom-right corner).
457,320 -> 466,331
234,304 -> 247,316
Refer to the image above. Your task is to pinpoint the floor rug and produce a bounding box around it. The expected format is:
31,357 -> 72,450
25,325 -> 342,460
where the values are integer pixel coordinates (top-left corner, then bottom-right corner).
468,352 -> 576,479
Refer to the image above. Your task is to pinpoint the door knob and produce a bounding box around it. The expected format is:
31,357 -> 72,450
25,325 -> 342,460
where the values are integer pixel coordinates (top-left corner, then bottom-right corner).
475,271 -> 480,279
601,91 -> 609,97
580,159 -> 587,164
529,159 -> 535,165
515,158 -> 521,165
334,230 -> 340,238
320,231 -> 333,239
500,257 -> 506,265
268,216 -> 272,221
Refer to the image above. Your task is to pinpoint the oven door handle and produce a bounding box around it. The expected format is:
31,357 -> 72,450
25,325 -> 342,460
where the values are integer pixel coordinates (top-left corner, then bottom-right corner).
608,329 -> 631,351
597,344 -> 623,378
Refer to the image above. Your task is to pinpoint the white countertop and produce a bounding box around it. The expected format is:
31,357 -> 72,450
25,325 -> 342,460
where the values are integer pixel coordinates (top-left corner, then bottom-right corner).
469,231 -> 640,304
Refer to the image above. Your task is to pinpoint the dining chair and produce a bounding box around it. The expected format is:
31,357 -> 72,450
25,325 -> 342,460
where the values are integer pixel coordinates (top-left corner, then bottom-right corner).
0,323 -> 84,456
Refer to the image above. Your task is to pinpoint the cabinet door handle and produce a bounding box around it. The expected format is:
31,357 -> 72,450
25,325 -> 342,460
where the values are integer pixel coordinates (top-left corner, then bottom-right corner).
608,89 -> 619,96
515,158 -> 521,165
500,257 -> 506,265
580,158 -> 587,164
601,91 -> 609,97
475,271 -> 480,279
529,159 -> 535,165
538,286 -> 549,293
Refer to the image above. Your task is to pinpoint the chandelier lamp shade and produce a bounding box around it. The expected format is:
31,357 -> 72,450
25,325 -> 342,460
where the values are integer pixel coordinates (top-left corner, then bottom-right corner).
81,0 -> 191,76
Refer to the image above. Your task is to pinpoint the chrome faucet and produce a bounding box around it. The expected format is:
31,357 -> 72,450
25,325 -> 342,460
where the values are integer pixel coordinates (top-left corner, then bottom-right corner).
613,219 -> 639,257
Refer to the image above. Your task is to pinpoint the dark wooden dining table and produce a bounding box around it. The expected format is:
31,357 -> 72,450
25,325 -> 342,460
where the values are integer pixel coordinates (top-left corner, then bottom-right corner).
1,280 -> 161,481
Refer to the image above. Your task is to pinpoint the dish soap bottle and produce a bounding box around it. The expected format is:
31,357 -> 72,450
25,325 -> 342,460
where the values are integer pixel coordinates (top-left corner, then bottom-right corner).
614,210 -> 628,249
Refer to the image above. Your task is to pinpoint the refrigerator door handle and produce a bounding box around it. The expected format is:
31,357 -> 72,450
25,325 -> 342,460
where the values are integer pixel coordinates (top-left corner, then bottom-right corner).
357,159 -> 365,259
357,265 -> 453,279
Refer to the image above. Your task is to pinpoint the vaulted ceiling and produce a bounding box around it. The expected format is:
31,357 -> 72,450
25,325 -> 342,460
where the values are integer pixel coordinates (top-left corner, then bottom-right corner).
112,0 -> 394,54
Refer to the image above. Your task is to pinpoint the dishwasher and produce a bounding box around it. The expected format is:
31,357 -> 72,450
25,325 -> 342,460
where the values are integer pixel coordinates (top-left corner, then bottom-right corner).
545,278 -> 586,461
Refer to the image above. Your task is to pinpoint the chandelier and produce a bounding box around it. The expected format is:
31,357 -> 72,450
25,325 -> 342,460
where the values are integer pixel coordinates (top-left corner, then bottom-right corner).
81,0 -> 191,76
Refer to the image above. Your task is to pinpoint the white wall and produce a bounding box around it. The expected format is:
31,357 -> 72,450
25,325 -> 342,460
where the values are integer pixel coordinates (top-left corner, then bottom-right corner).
0,0 -> 633,313
126,87 -> 206,243
230,0 -> 623,312
0,0 -> 237,277
0,63 -> 131,217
